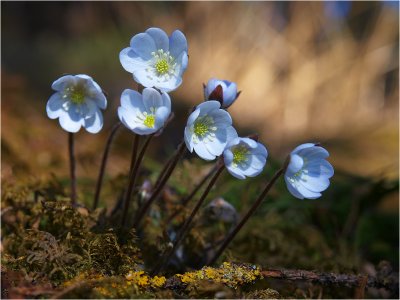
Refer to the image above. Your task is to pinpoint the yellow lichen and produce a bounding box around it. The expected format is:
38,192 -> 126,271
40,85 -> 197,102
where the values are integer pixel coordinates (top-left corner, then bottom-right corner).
137,275 -> 149,287
151,275 -> 166,288
176,262 -> 263,289
177,272 -> 197,284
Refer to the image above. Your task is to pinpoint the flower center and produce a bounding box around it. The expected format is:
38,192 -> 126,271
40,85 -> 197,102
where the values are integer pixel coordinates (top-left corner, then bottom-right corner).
193,115 -> 216,139
155,59 -> 169,75
194,122 -> 209,137
64,86 -> 86,104
232,145 -> 249,165
143,114 -> 155,128
149,49 -> 177,80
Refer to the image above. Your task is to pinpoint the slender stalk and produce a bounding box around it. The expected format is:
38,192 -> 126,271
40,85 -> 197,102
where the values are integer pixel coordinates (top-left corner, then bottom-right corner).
132,141 -> 187,228
92,122 -> 122,210
165,164 -> 218,225
207,167 -> 285,266
154,152 -> 174,189
128,133 -> 154,213
153,164 -> 225,275
68,132 -> 77,205
121,134 -> 140,227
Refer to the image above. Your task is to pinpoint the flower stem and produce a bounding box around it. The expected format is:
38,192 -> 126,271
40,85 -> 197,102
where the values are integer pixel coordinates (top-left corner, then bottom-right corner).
92,122 -> 122,210
68,132 -> 77,205
128,133 -> 154,215
164,164 -> 218,225
121,134 -> 140,227
152,163 -> 225,275
132,141 -> 187,228
207,167 -> 285,266
153,153 -> 174,189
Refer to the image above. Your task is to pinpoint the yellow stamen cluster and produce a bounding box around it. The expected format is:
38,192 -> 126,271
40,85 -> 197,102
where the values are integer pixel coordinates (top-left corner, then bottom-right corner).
149,49 -> 176,80
193,115 -> 216,140
143,114 -> 156,128
64,86 -> 86,104
194,122 -> 209,137
155,59 -> 170,75
232,145 -> 250,166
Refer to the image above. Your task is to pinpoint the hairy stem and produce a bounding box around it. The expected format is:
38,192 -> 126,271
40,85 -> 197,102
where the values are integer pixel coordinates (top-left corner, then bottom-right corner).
132,141 -> 187,228
153,164 -> 225,275
165,164 -> 218,225
68,132 -> 77,205
121,134 -> 140,227
92,122 -> 122,210
208,167 -> 284,265
129,134 -> 154,216
154,153 -> 174,189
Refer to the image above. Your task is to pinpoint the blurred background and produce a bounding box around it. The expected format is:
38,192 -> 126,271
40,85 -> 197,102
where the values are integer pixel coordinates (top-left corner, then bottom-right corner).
2,1 -> 398,181
1,1 -> 399,295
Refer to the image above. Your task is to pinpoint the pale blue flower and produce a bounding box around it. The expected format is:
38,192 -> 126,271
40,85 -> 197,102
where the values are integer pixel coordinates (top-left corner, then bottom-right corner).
204,78 -> 240,108
223,137 -> 268,179
118,87 -> 171,135
120,27 -> 188,92
284,143 -> 334,200
46,74 -> 107,133
184,101 -> 237,161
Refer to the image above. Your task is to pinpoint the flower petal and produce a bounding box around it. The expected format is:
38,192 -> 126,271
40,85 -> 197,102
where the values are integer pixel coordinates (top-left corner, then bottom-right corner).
205,78 -> 219,97
223,149 -> 234,165
121,89 -> 145,112
222,81 -> 237,107
120,48 -> 149,73
146,27 -> 169,51
226,136 -> 241,149
46,93 -> 64,119
169,30 -> 188,58
226,165 -> 246,179
292,143 -> 316,155
161,92 -> 171,112
307,160 -> 334,178
225,126 -> 238,141
197,100 -> 221,115
142,88 -> 163,112
284,176 -> 305,199
250,153 -> 267,169
130,32 -> 157,60
287,154 -> 304,175
176,51 -> 189,76
59,109 -> 82,133
118,106 -> 138,131
184,127 -> 194,152
295,181 -> 322,199
205,130 -> 227,156
187,108 -> 200,126
210,109 -> 232,126
194,142 -> 216,161
84,105 -> 103,134
241,138 -> 258,149
301,146 -> 329,160
300,175 -> 330,193
154,106 -> 170,129
51,75 -> 75,92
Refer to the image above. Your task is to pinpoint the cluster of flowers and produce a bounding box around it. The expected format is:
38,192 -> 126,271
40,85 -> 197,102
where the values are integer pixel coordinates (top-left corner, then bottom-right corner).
46,27 -> 333,201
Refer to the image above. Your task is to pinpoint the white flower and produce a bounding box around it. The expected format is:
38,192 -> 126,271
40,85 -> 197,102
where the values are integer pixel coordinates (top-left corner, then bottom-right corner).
223,137 -> 268,179
184,101 -> 237,161
284,143 -> 334,199
46,74 -> 107,133
120,27 -> 188,92
118,87 -> 171,135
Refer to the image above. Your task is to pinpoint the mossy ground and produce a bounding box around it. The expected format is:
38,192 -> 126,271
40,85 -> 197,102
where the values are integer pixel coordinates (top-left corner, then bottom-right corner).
1,163 -> 398,298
